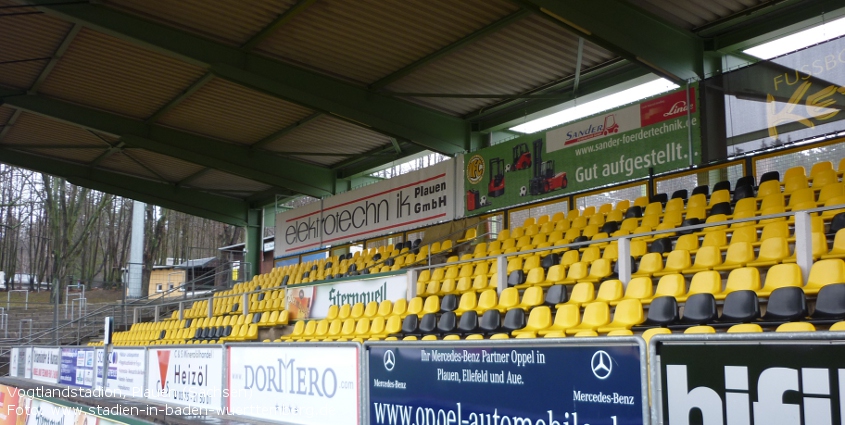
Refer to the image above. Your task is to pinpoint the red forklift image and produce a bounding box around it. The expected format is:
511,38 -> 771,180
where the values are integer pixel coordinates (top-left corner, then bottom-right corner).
602,114 -> 619,135
528,138 -> 567,195
488,157 -> 505,197
508,142 -> 531,172
466,189 -> 492,211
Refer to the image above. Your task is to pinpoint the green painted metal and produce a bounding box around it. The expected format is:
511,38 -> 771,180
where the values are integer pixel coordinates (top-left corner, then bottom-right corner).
30,1 -> 469,155
30,24 -> 81,92
241,0 -> 319,51
369,9 -> 531,90
145,73 -> 214,124
244,208 -> 262,278
514,0 -> 704,82
0,90 -> 336,197
250,111 -> 322,149
0,146 -> 248,225
89,140 -> 124,167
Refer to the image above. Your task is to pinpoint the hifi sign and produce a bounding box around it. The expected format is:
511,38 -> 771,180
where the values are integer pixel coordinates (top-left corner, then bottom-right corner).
276,160 -> 455,256
31,347 -> 59,384
227,345 -> 360,425
146,347 -> 223,410
95,348 -> 145,397
290,274 -> 408,319
654,336 -> 845,425
59,347 -> 95,388
368,342 -> 647,425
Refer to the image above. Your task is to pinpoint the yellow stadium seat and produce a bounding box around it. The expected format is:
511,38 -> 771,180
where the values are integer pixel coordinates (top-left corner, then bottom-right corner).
645,274 -> 686,304
633,252 -> 664,277
685,246 -> 723,273
654,250 -> 691,276
597,299 -> 644,333
715,241 -> 755,270
512,306 -> 552,337
560,282 -> 595,307
678,271 -> 721,303
747,237 -> 791,268
595,280 -> 623,303
756,263 -> 803,297
642,327 -> 672,344
539,304 -> 580,335
804,259 -> 845,295
565,302 -> 610,335
727,323 -> 763,333
615,276 -> 653,305
494,288 -> 520,313
776,322 -> 815,332
716,267 -> 761,300
684,326 -> 716,334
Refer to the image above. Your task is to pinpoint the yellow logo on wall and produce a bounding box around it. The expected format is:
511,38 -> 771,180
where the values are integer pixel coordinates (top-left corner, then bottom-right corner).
467,155 -> 485,184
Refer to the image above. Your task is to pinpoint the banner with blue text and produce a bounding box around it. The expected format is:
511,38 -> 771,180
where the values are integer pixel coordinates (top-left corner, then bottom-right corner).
368,342 -> 646,425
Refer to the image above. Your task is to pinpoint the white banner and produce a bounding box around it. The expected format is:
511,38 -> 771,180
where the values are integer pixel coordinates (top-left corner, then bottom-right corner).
24,348 -> 32,379
227,345 -> 360,425
146,347 -> 223,410
9,348 -> 18,378
31,347 -> 59,383
23,397 -> 78,425
96,348 -> 146,397
546,104 -> 641,152
276,160 -> 455,256
287,274 -> 408,319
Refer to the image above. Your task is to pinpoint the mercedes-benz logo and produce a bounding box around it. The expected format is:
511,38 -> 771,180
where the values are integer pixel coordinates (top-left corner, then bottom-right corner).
383,350 -> 396,372
591,350 -> 612,379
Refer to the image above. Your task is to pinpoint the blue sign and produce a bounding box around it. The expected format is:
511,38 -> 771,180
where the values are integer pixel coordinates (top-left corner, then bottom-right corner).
59,347 -> 95,388
368,342 -> 645,425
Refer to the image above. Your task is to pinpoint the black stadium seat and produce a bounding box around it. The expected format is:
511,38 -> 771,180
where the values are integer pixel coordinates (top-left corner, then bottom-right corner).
736,175 -> 755,190
625,206 -> 643,219
759,171 -> 780,184
544,285 -> 567,306
650,238 -> 673,254
436,312 -> 457,336
457,311 -> 480,335
540,254 -> 560,271
762,287 -> 807,322
709,202 -> 732,217
440,294 -> 458,313
479,310 -> 501,336
418,313 -> 437,335
718,290 -> 760,323
733,185 -> 755,202
691,185 -> 709,197
671,189 -> 688,200
713,180 -> 731,193
502,309 -> 526,333
651,193 -> 668,205
507,270 -> 526,287
642,296 -> 679,327
679,294 -> 718,326
810,284 -> 845,320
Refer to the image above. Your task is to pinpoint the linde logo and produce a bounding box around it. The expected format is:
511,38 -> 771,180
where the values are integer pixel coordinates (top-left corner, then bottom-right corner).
242,357 -> 338,398
328,282 -> 387,306
667,364 -> 845,425
664,101 -> 689,117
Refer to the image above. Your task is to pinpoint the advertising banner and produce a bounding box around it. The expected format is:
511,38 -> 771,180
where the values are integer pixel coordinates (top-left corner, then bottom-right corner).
288,274 -> 408,319
464,86 -> 700,215
0,384 -> 23,425
95,348 -> 146,397
652,334 -> 845,425
368,341 -> 647,425
146,346 -> 223,410
276,160 -> 455,256
31,347 -> 60,384
227,344 -> 360,425
23,397 -> 80,425
24,348 -> 32,379
9,348 -> 18,378
715,36 -> 845,155
59,347 -> 95,388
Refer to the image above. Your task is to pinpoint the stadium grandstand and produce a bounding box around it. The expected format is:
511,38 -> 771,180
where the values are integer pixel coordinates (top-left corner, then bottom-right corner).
2,1 -> 845,425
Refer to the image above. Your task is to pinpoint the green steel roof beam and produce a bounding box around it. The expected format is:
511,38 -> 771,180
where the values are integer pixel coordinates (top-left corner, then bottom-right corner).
0,89 -> 335,197
240,0 -> 319,51
28,1 -> 469,155
0,147 -> 248,225
514,0 -> 704,83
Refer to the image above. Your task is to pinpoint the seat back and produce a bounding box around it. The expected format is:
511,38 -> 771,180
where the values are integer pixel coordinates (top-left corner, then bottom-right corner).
681,294 -> 718,325
762,287 -> 807,321
811,284 -> 845,319
644,296 -> 679,326
457,311 -> 479,333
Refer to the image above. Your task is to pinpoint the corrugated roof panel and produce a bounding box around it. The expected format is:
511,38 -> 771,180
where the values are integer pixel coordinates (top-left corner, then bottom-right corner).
384,15 -> 617,116
627,0 -> 768,30
38,28 -> 207,120
0,12 -> 72,89
255,0 -> 519,84
158,78 -> 315,145
98,151 -> 163,181
19,147 -> 105,164
127,149 -> 206,183
2,112 -> 110,148
0,107 -> 15,126
264,114 -> 392,166
188,169 -> 272,193
104,0 -> 297,46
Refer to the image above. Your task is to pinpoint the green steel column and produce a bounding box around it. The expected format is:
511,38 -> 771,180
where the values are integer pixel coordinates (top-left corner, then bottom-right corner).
244,209 -> 263,279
